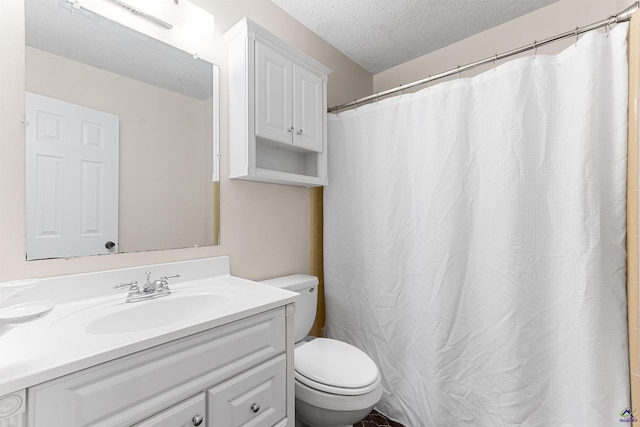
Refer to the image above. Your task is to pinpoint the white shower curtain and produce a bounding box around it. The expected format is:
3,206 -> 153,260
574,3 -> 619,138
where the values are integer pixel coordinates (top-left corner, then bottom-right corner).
325,23 -> 629,427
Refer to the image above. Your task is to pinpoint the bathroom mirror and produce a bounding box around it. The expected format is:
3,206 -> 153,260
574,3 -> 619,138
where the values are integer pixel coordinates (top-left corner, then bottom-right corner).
24,0 -> 220,260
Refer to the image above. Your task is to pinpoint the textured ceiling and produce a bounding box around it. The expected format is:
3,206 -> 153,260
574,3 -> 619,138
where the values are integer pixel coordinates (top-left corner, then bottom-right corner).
270,0 -> 558,74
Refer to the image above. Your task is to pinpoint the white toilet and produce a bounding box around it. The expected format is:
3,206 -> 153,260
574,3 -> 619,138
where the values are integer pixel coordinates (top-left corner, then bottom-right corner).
261,275 -> 382,427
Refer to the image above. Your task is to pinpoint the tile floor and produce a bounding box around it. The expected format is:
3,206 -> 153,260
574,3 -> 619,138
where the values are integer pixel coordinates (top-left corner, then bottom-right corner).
354,410 -> 405,427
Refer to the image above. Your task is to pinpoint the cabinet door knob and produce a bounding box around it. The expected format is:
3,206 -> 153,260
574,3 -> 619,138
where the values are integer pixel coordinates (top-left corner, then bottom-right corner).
192,414 -> 204,426
296,129 -> 303,135
105,241 -> 115,249
251,403 -> 260,413
287,127 -> 294,133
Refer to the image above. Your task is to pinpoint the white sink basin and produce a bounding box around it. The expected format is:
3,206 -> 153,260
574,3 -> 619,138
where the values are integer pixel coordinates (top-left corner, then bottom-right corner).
86,293 -> 230,335
52,288 -> 245,336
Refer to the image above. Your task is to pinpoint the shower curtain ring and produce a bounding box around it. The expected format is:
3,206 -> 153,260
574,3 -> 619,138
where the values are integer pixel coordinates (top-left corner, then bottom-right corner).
574,26 -> 579,47
532,41 -> 538,58
457,66 -> 461,79
493,54 -> 498,70
606,15 -> 616,37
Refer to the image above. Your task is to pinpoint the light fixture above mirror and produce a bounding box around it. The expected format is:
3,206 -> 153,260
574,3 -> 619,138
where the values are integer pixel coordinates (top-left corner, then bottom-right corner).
60,0 -> 216,63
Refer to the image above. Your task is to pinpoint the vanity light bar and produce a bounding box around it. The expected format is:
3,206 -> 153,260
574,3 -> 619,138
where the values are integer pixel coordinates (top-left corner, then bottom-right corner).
62,0 -> 216,63
108,0 -> 173,29
63,0 -> 173,30
60,0 -> 98,19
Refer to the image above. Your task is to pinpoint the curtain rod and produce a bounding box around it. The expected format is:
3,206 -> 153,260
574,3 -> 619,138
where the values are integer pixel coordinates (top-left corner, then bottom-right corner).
328,1 -> 639,113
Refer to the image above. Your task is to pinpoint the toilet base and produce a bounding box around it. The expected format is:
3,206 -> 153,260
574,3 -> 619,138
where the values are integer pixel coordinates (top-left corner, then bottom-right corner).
295,397 -> 373,427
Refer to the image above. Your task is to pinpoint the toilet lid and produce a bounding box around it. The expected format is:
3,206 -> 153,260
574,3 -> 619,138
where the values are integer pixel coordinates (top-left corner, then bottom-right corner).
294,338 -> 379,392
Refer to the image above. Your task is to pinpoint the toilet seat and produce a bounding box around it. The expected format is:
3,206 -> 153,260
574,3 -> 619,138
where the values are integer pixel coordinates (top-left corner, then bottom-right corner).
295,370 -> 381,396
294,338 -> 380,396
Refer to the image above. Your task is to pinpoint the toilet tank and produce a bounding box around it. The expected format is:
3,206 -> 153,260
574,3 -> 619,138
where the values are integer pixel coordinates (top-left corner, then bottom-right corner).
260,274 -> 318,342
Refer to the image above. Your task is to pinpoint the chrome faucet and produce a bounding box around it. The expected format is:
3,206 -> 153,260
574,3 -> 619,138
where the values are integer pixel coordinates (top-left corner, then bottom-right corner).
142,272 -> 180,294
114,280 -> 140,302
114,272 -> 180,303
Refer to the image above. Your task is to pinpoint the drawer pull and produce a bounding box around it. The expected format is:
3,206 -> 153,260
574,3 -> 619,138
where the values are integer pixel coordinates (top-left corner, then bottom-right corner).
192,414 -> 204,426
251,403 -> 260,413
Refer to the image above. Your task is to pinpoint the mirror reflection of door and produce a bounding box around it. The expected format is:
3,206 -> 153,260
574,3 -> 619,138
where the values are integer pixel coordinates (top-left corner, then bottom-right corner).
26,92 -> 119,260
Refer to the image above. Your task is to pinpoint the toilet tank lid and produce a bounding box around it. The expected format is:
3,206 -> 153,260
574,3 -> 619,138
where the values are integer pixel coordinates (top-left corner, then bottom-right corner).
260,274 -> 318,292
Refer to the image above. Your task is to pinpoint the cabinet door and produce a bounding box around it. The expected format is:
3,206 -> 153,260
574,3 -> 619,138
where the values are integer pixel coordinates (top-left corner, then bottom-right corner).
208,355 -> 286,427
293,64 -> 324,152
132,393 -> 205,427
255,41 -> 293,145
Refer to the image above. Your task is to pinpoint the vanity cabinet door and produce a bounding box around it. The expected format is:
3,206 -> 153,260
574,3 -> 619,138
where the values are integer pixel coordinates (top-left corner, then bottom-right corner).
207,355 -> 286,427
132,393 -> 206,427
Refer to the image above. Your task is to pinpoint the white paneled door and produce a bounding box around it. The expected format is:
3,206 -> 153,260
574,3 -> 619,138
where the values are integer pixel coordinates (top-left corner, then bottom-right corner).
26,92 -> 119,260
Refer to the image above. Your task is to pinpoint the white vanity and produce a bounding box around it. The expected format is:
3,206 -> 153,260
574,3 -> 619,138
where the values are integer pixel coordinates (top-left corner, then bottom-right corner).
0,257 -> 298,427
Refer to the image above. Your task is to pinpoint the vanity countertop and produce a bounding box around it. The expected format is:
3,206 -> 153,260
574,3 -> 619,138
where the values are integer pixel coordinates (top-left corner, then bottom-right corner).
0,257 -> 298,396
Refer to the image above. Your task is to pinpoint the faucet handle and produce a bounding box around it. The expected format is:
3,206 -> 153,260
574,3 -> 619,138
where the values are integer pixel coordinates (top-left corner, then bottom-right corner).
159,274 -> 180,288
114,280 -> 139,293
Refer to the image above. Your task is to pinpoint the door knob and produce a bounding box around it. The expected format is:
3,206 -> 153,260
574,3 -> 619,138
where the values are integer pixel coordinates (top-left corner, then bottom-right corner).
192,414 -> 204,426
296,129 -> 303,135
105,241 -> 115,249
251,403 -> 260,413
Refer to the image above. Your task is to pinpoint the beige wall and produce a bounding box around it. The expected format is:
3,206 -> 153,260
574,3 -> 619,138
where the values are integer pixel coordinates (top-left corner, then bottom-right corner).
0,0 -> 372,281
374,0 -> 635,93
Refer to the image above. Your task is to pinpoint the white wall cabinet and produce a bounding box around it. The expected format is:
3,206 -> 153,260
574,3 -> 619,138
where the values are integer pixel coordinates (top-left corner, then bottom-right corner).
225,18 -> 332,187
255,42 -> 323,153
25,308 -> 291,427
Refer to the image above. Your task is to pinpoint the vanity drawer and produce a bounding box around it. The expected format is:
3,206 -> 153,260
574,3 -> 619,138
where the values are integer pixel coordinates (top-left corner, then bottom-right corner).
208,355 -> 286,427
28,308 -> 285,427
132,392 -> 205,427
